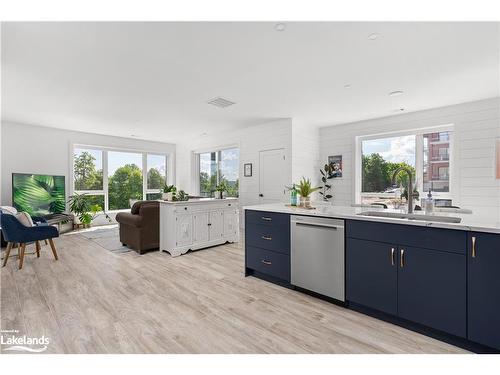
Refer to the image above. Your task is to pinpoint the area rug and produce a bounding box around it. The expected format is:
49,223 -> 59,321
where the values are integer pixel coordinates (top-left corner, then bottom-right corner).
78,225 -> 132,254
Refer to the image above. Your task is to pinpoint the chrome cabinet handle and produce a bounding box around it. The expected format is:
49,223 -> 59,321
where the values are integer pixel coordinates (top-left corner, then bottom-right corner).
261,260 -> 272,265
471,236 -> 476,258
390,248 -> 395,266
261,216 -> 272,221
261,235 -> 272,241
400,249 -> 405,268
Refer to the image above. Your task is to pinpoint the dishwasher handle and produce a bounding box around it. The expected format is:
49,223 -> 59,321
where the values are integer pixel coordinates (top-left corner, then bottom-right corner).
294,221 -> 344,230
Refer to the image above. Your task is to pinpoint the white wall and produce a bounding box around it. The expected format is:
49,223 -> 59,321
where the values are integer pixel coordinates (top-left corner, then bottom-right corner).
1,122 -> 176,221
319,98 -> 500,220
291,123 -> 321,187
176,118 -> 294,226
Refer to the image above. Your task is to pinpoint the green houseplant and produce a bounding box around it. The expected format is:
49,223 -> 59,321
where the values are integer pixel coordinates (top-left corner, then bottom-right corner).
162,184 -> 177,201
172,190 -> 189,202
214,181 -> 227,199
319,163 -> 335,202
297,177 -> 321,208
67,193 -> 111,228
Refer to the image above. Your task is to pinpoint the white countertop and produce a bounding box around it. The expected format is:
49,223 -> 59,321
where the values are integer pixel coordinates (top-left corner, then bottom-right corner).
243,203 -> 500,234
159,197 -> 238,205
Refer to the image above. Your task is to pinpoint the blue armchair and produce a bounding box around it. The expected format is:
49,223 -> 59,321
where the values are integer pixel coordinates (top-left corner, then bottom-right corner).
1,212 -> 59,269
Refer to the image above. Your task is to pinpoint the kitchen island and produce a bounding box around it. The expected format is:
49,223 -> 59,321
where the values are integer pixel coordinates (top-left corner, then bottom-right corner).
243,203 -> 500,353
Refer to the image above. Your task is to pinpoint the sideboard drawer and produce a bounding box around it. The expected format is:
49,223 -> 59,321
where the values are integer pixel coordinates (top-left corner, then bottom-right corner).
246,246 -> 290,282
246,222 -> 290,255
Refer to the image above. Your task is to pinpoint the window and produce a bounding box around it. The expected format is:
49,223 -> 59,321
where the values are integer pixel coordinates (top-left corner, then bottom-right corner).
197,147 -> 239,198
73,146 -> 169,211
358,128 -> 452,205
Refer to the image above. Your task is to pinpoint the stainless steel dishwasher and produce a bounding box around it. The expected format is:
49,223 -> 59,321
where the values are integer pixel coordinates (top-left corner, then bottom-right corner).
291,215 -> 345,302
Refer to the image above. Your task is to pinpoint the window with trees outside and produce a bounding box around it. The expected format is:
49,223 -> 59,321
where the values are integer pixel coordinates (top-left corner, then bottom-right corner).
73,146 -> 168,211
359,129 -> 452,206
198,148 -> 239,198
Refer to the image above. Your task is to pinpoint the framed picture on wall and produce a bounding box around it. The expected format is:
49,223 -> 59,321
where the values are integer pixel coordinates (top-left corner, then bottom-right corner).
244,163 -> 252,177
496,138 -> 500,179
327,155 -> 343,178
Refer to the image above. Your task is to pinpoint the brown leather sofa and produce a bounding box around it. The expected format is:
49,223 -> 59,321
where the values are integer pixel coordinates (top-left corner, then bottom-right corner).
116,200 -> 159,254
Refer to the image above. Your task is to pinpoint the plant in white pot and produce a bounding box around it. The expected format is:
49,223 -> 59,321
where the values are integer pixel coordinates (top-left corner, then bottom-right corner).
67,193 -> 111,228
162,185 -> 177,201
214,181 -> 227,199
297,177 -> 321,208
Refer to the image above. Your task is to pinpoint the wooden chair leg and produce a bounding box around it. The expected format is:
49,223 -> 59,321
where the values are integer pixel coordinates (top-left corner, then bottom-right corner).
48,238 -> 59,260
2,242 -> 13,267
18,243 -> 26,270
35,241 -> 41,258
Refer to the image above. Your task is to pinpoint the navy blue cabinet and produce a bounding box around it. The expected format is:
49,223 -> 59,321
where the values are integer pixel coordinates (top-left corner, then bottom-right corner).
245,210 -> 291,283
468,232 -> 500,349
346,238 -> 398,315
346,220 -> 467,339
398,246 -> 466,338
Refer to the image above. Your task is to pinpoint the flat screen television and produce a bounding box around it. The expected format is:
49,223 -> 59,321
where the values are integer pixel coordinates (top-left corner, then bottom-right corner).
12,173 -> 66,217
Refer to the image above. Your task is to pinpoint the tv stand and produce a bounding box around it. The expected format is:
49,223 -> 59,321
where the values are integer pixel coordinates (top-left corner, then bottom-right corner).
44,213 -> 74,233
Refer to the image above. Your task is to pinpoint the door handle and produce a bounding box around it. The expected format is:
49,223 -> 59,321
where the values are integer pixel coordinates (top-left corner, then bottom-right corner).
390,247 -> 395,266
471,236 -> 476,258
261,259 -> 272,265
400,249 -> 405,268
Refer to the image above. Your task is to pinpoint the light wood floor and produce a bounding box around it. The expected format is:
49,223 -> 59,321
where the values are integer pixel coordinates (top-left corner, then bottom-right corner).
1,230 -> 468,354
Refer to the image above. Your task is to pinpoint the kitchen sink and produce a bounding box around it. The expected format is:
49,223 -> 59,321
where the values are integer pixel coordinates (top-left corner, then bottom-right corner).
357,211 -> 462,223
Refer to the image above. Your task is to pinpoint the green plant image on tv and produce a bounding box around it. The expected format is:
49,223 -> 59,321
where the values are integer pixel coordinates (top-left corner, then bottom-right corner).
12,174 -> 65,217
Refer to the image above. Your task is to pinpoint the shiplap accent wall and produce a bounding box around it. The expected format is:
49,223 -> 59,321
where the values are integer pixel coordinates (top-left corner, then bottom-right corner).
291,123 -> 321,188
319,98 -> 500,220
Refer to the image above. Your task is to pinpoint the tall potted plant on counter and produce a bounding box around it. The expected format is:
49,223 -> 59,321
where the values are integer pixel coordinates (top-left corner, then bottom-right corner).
297,177 -> 321,208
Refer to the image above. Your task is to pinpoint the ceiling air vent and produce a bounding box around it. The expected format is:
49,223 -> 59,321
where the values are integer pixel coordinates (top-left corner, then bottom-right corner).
207,97 -> 236,108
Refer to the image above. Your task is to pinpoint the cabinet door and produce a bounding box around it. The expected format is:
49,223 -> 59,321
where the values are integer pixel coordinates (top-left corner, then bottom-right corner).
175,214 -> 193,247
193,213 -> 209,243
468,232 -> 500,349
209,210 -> 224,241
346,238 -> 398,315
398,246 -> 466,338
223,209 -> 238,236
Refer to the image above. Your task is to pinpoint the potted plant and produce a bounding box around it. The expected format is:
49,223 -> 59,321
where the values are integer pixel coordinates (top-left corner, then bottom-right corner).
172,190 -> 189,201
319,163 -> 335,202
67,193 -> 111,228
297,177 -> 321,208
162,184 -> 177,201
214,181 -> 227,199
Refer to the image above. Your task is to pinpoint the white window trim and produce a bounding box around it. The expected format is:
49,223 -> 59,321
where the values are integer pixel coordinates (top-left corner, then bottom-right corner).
354,124 -> 455,205
192,144 -> 239,197
70,143 -> 171,212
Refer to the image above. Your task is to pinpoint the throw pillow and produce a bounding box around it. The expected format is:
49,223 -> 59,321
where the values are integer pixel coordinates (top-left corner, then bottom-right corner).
16,211 -> 34,227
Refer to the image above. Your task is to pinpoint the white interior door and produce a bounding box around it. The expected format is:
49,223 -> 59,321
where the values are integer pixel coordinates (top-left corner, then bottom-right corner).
259,148 -> 287,204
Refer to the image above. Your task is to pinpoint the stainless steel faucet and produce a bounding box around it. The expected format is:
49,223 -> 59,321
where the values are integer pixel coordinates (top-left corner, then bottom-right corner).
392,166 -> 418,214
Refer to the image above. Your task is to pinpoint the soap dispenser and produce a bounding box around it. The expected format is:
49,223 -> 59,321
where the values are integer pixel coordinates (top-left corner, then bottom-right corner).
424,189 -> 434,214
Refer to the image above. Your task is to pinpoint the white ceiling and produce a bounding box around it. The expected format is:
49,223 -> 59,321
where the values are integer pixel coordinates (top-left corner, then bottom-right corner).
2,22 -> 499,143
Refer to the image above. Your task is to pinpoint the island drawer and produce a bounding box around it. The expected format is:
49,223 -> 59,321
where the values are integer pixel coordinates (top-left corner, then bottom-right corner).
246,246 -> 290,282
246,222 -> 290,255
245,210 -> 290,228
346,219 -> 466,254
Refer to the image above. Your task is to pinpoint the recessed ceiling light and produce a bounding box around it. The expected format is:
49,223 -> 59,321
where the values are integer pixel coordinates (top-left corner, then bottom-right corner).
275,23 -> 286,32
344,84 -> 351,89
389,90 -> 404,97
368,33 -> 381,40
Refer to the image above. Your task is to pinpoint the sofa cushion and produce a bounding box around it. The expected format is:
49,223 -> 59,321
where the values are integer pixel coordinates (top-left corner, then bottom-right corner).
0,206 -> 18,215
